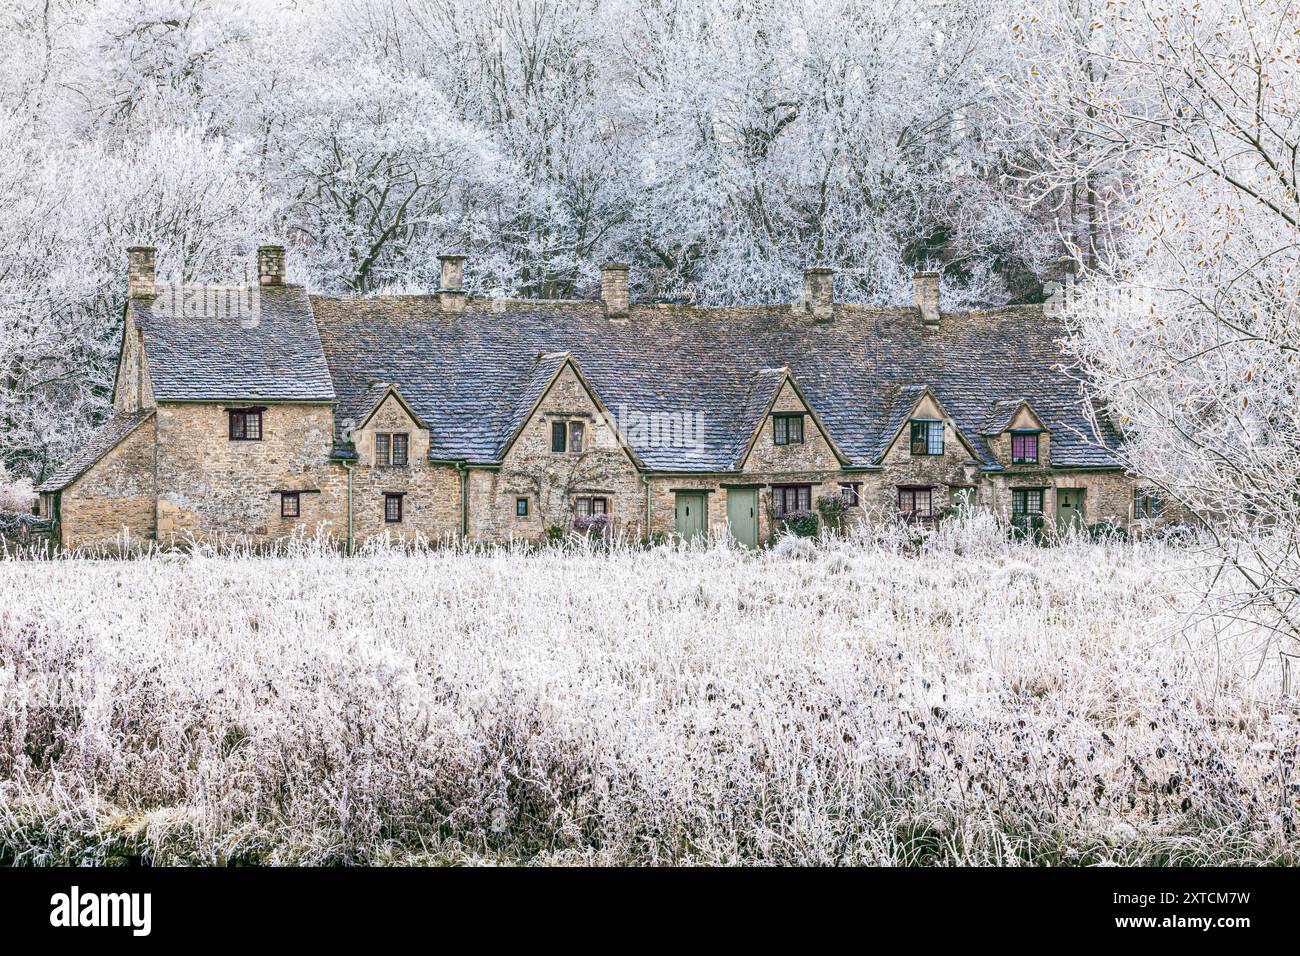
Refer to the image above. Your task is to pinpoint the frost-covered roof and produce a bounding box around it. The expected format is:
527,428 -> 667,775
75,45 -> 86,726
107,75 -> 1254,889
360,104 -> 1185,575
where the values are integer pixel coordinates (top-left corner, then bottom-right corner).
38,409 -> 155,492
130,284 -> 335,402
310,296 -> 1123,471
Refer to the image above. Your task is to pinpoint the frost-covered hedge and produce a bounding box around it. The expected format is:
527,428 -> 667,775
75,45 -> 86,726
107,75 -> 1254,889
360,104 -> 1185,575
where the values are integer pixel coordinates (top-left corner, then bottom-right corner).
0,529 -> 1295,865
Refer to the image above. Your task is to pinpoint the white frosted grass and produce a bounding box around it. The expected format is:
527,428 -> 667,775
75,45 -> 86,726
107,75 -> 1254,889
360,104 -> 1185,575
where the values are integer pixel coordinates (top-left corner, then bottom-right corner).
0,528 -> 1295,865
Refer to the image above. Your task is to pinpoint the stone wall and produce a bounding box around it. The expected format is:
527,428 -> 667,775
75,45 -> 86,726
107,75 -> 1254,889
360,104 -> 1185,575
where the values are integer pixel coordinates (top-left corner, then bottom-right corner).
988,470 -> 1133,527
59,416 -> 157,548
154,402 -> 339,541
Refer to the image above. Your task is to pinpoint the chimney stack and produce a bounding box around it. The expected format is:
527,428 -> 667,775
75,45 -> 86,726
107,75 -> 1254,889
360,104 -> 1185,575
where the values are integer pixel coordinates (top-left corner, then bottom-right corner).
600,263 -> 629,318
127,246 -> 156,299
802,267 -> 835,316
258,245 -> 286,287
914,271 -> 941,328
438,253 -> 466,314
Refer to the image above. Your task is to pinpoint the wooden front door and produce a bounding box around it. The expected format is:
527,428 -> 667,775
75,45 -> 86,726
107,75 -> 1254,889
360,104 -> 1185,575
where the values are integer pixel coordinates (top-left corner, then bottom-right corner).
726,488 -> 759,549
674,492 -> 707,543
1056,488 -> 1086,534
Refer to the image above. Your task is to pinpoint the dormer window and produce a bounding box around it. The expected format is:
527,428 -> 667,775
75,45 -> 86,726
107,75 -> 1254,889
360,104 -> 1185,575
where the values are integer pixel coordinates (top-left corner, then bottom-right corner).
1011,431 -> 1039,464
375,432 -> 409,467
910,420 -> 943,456
551,420 -> 584,454
228,408 -> 263,441
773,413 -> 804,446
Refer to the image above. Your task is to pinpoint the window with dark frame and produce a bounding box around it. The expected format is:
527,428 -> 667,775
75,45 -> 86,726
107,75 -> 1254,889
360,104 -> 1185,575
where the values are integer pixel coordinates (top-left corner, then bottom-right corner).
773,413 -> 804,446
1012,488 -> 1045,516
1134,487 -> 1162,519
384,493 -> 403,523
228,408 -> 263,441
839,482 -> 861,507
909,420 -> 942,456
897,486 -> 933,518
1011,431 -> 1039,464
773,484 -> 812,517
280,492 -> 299,519
374,432 -> 409,467
516,497 -> 529,517
551,420 -> 586,454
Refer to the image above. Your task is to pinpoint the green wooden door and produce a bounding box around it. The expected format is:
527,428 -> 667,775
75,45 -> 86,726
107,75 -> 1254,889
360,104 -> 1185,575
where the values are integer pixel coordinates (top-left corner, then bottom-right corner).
1056,488 -> 1085,534
726,488 -> 759,549
674,492 -> 707,543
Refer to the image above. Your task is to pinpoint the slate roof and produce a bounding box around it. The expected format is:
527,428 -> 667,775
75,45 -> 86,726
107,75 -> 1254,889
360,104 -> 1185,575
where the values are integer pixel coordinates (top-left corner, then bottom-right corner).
311,296 -> 1124,471
731,368 -> 789,466
130,284 -> 335,402
494,351 -> 571,457
38,409 -> 155,492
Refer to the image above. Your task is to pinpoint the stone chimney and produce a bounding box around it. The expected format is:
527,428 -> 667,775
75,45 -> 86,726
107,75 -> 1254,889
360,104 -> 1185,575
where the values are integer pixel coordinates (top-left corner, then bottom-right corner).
438,253 -> 466,313
802,267 -> 834,316
258,245 -> 286,287
127,246 -> 156,299
600,263 -> 629,318
914,271 -> 941,328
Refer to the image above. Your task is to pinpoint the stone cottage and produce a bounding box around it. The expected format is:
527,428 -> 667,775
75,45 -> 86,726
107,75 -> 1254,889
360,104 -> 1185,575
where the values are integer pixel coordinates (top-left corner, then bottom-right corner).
37,246 -> 1165,549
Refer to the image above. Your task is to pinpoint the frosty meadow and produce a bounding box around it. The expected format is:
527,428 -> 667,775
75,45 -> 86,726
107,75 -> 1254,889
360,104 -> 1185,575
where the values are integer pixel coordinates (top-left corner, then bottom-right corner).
0,520 -> 1295,866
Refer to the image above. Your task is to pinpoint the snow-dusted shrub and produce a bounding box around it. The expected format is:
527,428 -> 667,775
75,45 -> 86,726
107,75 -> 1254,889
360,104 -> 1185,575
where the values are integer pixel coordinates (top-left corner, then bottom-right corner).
0,536 -> 1293,866
0,465 -> 35,514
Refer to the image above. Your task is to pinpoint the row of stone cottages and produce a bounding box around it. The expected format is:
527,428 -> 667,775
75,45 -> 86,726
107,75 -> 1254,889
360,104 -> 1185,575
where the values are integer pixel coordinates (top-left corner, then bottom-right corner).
36,247 -> 1171,549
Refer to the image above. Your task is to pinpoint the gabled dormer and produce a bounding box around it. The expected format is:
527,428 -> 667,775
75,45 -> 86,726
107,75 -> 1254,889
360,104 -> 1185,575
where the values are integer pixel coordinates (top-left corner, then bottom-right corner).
352,382 -> 429,468
983,399 -> 1051,468
735,367 -> 847,472
875,386 -> 980,466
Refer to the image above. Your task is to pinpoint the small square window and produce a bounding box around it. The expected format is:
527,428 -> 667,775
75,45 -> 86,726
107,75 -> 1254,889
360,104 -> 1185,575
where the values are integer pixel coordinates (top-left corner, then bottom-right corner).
516,497 -> 529,517
1012,488 -> 1044,516
773,484 -> 812,517
910,420 -> 942,456
1134,488 -> 1162,519
228,409 -> 263,441
573,496 -> 609,516
281,492 -> 299,518
1011,432 -> 1039,464
374,432 -> 408,467
384,493 -> 403,523
839,482 -> 861,507
898,486 -> 933,518
773,414 -> 804,446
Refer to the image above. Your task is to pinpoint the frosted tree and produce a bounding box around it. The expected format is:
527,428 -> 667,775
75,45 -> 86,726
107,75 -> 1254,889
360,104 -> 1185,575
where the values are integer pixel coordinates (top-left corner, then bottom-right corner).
1009,0 -> 1300,645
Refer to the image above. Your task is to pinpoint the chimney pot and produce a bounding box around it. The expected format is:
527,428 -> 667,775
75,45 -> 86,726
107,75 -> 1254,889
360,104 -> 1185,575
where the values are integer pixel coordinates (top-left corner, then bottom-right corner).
802,266 -> 834,315
600,263 -> 629,318
914,271 -> 941,328
438,254 -> 467,313
258,245 -> 286,287
127,246 -> 156,299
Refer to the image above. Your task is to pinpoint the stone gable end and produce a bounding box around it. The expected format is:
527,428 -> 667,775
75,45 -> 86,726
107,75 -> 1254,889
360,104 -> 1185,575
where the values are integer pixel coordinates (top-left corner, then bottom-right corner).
876,393 -> 982,512
473,363 -> 643,539
741,380 -> 841,474
59,416 -> 157,548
